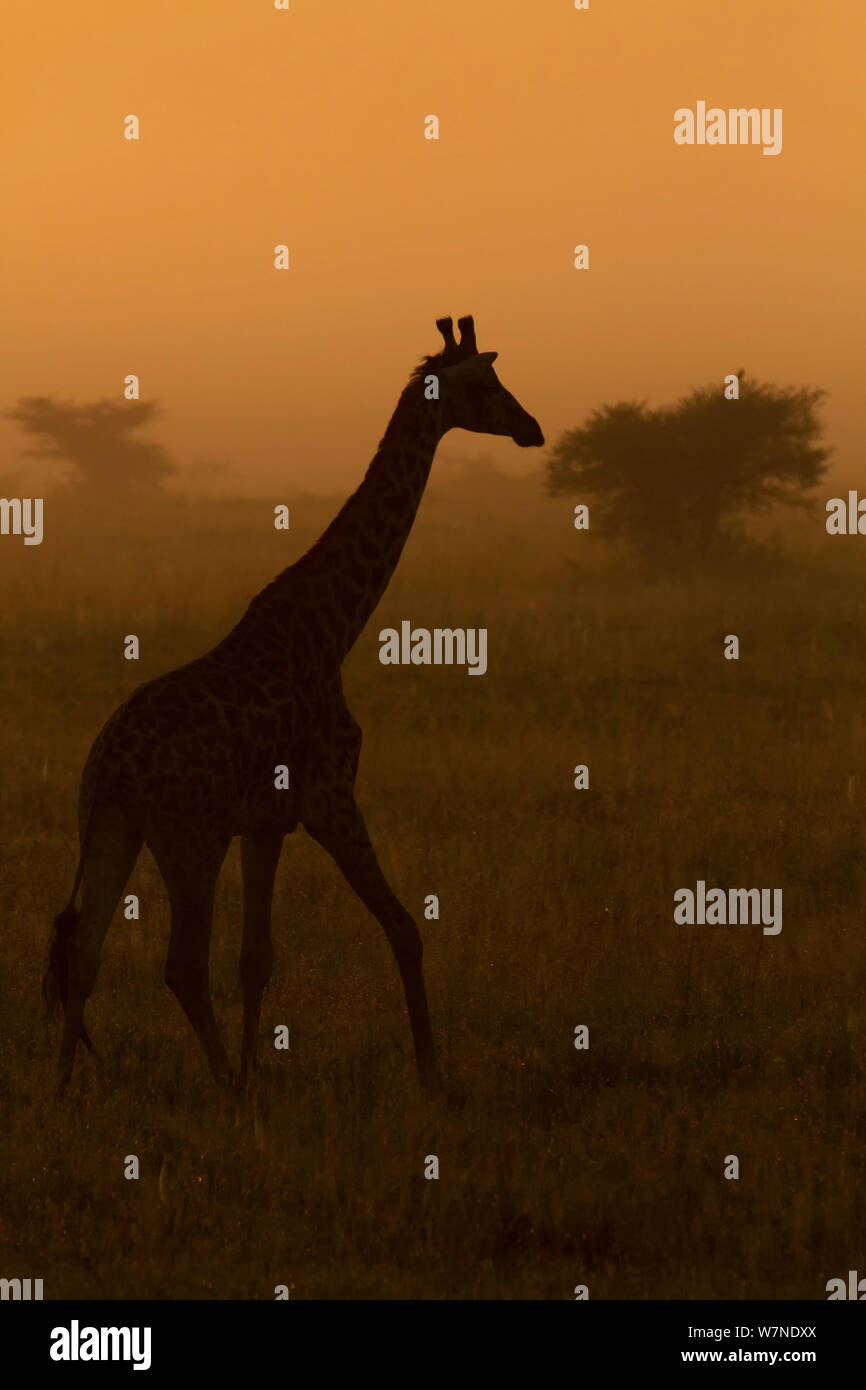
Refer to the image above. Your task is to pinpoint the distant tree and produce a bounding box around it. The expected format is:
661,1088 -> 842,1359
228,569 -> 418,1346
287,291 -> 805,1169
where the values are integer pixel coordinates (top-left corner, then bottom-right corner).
3,396 -> 177,493
546,374 -> 832,568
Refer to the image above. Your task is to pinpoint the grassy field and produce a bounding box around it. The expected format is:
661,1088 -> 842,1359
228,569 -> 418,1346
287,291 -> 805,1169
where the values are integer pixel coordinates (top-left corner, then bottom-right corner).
1,473 -> 865,1299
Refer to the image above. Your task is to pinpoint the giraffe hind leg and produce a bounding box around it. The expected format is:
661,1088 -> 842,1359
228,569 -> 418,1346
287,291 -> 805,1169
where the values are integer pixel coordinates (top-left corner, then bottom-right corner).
152,837 -> 234,1086
239,829 -> 283,1089
55,804 -> 143,1089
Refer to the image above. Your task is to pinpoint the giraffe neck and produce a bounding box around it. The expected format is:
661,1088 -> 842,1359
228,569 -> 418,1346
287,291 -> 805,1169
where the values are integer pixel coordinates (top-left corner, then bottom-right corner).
249,380 -> 445,663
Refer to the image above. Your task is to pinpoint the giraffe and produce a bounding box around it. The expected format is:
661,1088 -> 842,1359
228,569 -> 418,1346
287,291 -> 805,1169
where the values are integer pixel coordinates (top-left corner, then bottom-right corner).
43,315 -> 544,1094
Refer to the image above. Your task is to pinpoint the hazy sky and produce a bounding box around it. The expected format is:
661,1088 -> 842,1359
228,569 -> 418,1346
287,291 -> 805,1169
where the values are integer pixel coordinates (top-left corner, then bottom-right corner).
3,0 -> 863,494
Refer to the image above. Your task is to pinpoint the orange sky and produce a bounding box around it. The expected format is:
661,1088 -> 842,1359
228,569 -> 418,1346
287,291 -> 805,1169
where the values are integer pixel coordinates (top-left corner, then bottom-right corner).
2,0 -> 863,495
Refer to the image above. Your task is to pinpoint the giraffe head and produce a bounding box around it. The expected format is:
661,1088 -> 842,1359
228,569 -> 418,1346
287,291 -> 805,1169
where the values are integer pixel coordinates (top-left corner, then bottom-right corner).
425,316 -> 544,448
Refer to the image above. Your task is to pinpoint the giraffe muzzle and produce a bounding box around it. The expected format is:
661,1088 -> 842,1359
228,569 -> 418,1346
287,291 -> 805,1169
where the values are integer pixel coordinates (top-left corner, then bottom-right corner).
514,416 -> 545,448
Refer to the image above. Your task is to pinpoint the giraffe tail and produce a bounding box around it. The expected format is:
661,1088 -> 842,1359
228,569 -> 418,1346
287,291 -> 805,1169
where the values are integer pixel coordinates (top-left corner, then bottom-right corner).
43,861 -> 101,1059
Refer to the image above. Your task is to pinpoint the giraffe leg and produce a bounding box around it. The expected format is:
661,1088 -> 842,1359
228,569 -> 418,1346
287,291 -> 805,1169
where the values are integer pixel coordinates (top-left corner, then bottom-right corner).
57,805 -> 143,1089
239,828 -> 284,1088
154,841 -> 233,1086
303,798 -> 441,1093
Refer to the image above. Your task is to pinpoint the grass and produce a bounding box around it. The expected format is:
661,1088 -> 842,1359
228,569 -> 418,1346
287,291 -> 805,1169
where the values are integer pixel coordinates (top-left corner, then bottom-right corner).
1,475 -> 865,1298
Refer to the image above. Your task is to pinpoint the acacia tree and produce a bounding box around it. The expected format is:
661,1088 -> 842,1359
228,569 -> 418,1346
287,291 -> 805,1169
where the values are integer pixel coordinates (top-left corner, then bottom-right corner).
4,396 -> 177,493
546,374 -> 832,568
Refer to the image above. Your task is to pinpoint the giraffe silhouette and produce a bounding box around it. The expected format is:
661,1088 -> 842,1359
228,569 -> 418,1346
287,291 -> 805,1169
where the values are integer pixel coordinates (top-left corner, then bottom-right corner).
44,316 -> 544,1093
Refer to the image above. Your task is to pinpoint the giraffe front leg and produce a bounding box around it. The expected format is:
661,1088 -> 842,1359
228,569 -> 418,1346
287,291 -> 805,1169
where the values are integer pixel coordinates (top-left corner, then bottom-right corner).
303,796 -> 441,1094
239,828 -> 284,1090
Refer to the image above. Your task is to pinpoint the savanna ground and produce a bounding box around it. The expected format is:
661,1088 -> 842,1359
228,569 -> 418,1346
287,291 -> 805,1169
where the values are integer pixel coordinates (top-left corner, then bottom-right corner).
1,471 -> 865,1299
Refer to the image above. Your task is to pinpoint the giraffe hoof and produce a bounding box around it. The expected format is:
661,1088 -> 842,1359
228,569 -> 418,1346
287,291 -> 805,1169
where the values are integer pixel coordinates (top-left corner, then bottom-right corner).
420,1064 -> 444,1097
234,1075 -> 256,1107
